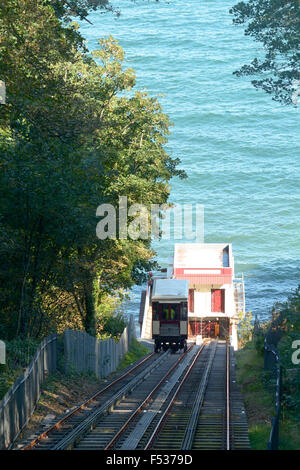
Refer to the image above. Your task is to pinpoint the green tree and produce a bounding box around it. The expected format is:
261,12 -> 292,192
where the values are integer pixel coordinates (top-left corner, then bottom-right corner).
271,287 -> 300,418
0,1 -> 185,339
237,310 -> 253,347
49,0 -> 119,22
230,0 -> 300,105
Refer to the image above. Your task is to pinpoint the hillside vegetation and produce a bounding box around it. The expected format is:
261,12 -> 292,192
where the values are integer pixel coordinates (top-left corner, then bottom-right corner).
0,0 -> 186,342
236,286 -> 300,450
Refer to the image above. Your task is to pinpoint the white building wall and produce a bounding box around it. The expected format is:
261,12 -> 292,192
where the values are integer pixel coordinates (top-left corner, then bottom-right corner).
224,284 -> 235,317
194,289 -> 211,315
190,284 -> 235,318
231,319 -> 238,350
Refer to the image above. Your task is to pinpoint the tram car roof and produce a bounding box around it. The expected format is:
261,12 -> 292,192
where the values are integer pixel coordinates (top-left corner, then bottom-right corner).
151,278 -> 189,302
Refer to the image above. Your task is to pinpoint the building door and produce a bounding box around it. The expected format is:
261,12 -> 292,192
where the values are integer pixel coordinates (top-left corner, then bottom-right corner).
211,289 -> 225,312
189,289 -> 194,312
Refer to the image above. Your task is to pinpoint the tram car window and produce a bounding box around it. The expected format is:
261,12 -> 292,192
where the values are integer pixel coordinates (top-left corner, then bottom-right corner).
152,302 -> 159,321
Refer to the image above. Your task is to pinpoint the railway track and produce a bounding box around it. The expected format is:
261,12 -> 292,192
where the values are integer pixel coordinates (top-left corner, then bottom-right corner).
21,350 -> 160,450
145,340 -> 250,450
22,345 -> 195,450
74,343 -> 197,450
22,339 -> 250,450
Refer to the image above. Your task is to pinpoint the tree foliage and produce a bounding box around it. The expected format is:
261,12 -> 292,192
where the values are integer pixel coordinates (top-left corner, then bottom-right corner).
49,0 -> 119,22
230,0 -> 300,105
0,0 -> 185,340
271,287 -> 300,418
237,310 -> 253,347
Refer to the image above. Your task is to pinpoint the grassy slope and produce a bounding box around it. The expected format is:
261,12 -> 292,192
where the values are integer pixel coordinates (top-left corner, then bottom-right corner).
235,341 -> 273,449
117,339 -> 150,370
235,341 -> 300,450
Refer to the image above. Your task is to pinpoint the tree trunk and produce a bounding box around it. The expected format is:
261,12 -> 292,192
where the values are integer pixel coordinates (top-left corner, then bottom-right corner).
83,273 -> 96,336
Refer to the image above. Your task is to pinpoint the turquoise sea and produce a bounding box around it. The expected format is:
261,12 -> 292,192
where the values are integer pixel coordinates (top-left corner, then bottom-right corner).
80,0 -> 300,324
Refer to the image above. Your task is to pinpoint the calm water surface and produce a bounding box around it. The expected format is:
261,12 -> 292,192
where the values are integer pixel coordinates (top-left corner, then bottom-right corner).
80,0 -> 300,327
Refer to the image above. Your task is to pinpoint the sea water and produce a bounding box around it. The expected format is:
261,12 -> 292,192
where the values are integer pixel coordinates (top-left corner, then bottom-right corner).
80,0 -> 300,324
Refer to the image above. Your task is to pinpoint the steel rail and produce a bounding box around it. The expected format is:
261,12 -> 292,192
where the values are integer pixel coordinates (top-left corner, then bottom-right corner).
226,341 -> 231,450
144,341 -> 208,450
22,351 -> 156,450
51,349 -> 170,450
181,339 -> 218,450
189,340 -> 233,450
145,340 -> 233,451
104,343 -> 195,450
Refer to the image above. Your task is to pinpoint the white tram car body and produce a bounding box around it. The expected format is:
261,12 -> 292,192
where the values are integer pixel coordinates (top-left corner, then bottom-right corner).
151,279 -> 189,353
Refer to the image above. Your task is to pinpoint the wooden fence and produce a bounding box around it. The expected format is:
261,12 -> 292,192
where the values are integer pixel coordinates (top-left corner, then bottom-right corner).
0,315 -> 136,449
64,315 -> 136,378
0,334 -> 57,449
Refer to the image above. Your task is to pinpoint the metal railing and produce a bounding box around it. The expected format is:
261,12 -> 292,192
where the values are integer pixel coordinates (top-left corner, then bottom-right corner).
264,338 -> 281,450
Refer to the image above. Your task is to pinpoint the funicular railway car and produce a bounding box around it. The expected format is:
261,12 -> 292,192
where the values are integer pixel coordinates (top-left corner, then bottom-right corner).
151,278 -> 188,353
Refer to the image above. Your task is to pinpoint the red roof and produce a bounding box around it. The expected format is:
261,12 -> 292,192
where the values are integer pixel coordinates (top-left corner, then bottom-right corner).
174,267 -> 232,286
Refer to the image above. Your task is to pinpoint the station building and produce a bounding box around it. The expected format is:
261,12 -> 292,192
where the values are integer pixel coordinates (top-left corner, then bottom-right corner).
139,243 -> 245,350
